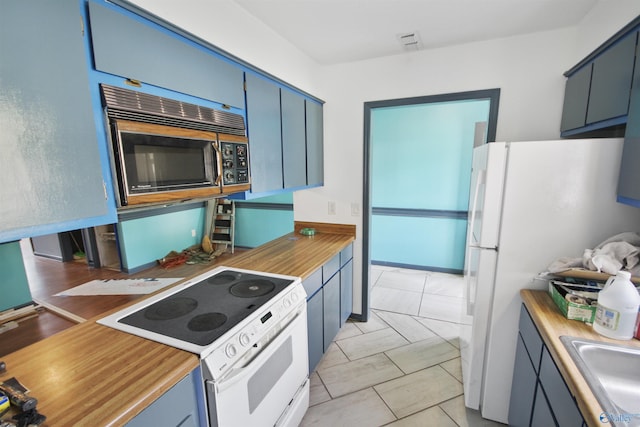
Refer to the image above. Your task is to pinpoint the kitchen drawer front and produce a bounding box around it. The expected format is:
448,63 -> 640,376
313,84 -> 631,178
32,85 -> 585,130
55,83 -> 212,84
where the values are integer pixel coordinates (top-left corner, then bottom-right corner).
340,244 -> 353,267
519,305 -> 544,372
539,348 -> 583,427
323,253 -> 341,283
302,268 -> 323,300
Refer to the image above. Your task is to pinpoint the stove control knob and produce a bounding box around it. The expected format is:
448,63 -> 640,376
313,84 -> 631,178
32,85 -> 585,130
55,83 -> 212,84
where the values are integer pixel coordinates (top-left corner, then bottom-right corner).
283,297 -> 291,308
290,291 -> 299,302
239,333 -> 251,347
225,343 -> 237,358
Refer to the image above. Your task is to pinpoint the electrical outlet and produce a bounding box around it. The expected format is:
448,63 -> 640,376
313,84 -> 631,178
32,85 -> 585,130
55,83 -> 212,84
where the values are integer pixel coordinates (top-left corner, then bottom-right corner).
328,201 -> 336,215
351,202 -> 360,216
191,229 -> 196,237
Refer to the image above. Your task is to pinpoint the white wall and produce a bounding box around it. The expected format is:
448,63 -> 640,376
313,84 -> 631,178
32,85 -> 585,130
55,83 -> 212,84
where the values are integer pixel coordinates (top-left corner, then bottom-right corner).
128,0 -> 640,317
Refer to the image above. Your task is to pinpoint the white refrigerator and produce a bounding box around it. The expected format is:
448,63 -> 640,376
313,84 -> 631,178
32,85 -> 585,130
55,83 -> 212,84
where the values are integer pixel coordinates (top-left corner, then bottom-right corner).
460,137 -> 640,423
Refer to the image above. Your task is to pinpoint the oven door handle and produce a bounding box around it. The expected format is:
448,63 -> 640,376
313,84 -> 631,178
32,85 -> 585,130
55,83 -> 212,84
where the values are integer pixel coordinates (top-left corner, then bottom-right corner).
213,308 -> 305,393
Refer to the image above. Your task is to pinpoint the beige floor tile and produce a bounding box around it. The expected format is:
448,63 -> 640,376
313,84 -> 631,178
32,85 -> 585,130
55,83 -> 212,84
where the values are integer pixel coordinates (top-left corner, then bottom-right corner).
424,272 -> 465,298
439,395 -> 507,427
300,388 -> 397,426
354,310 -> 389,333
374,366 -> 463,419
414,316 -> 462,346
371,287 -> 422,316
316,342 -> 349,370
418,294 -> 466,323
334,321 -> 363,340
317,353 -> 404,397
337,327 -> 409,360
309,372 -> 331,406
376,310 -> 437,342
440,357 -> 463,382
376,269 -> 427,292
386,406 -> 458,427
385,336 -> 460,374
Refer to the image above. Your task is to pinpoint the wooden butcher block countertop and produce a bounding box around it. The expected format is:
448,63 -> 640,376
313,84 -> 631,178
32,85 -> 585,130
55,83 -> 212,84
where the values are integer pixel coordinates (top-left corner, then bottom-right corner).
520,290 -> 640,427
0,222 -> 355,426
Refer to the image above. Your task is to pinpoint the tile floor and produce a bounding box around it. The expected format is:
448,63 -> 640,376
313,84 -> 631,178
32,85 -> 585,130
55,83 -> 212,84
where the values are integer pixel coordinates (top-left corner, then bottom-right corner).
300,266 -> 505,427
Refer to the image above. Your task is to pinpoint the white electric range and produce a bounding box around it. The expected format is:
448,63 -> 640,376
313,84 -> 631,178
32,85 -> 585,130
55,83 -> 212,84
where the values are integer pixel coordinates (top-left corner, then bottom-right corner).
98,265 -> 309,427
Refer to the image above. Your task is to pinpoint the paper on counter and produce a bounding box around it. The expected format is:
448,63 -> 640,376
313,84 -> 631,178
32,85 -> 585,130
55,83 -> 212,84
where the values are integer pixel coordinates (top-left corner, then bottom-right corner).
54,278 -> 183,296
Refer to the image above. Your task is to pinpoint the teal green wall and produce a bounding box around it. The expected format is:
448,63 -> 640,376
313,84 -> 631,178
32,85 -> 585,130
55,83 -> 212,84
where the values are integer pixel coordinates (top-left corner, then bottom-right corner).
117,206 -> 206,271
371,99 -> 490,270
0,241 -> 33,311
371,216 -> 468,270
235,193 -> 293,248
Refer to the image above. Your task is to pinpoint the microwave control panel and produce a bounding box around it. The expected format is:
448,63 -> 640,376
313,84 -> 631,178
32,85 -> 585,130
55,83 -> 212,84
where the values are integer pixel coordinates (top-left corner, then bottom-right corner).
221,142 -> 249,185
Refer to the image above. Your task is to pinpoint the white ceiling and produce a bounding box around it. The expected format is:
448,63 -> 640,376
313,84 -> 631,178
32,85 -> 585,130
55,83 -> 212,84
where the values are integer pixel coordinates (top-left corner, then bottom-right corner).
231,0 -> 599,65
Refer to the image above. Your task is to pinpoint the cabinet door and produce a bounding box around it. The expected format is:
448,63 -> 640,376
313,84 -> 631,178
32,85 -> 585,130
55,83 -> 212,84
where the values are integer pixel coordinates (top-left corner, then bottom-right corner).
281,90 -> 307,189
560,64 -> 592,132
508,335 -> 537,427
340,259 -> 353,325
88,1 -> 244,108
0,0 -> 115,243
531,384 -> 557,427
539,348 -> 583,427
617,36 -> 640,203
323,274 -> 341,352
519,305 -> 544,373
307,290 -> 324,373
586,32 -> 637,124
305,100 -> 324,187
125,368 -> 203,427
245,73 -> 283,193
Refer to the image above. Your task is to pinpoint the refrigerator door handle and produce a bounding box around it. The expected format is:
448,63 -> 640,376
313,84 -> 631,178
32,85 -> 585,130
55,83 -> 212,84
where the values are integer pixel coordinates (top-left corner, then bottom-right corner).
466,260 -> 475,316
468,170 -> 486,246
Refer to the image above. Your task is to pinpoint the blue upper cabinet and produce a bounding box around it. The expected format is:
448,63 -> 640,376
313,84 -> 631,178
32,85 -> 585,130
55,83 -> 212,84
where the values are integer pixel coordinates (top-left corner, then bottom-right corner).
281,89 -> 307,189
560,18 -> 640,137
245,73 -> 284,194
0,0 -> 116,244
305,100 -> 324,187
87,0 -> 245,109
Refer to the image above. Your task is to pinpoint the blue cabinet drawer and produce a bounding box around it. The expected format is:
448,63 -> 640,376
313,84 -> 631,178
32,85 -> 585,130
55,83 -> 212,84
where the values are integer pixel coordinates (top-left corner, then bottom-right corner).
323,254 -> 340,283
340,243 -> 353,267
302,268 -> 322,299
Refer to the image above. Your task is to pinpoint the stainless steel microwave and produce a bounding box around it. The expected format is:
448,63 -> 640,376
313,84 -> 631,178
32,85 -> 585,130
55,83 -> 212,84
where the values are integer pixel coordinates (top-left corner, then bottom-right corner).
101,84 -> 250,207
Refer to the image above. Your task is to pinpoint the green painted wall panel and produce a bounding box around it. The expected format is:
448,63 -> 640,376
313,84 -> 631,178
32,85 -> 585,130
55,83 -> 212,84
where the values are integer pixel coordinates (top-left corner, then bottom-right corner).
235,193 -> 293,248
117,207 -> 206,271
0,241 -> 33,311
371,215 -> 468,271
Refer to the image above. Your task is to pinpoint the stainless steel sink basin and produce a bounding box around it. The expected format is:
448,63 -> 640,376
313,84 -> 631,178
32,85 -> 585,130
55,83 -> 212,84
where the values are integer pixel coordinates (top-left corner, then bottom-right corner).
560,336 -> 640,426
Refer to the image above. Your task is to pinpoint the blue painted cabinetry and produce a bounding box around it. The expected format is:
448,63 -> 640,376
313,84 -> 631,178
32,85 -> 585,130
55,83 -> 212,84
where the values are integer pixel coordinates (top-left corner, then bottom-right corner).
0,0 -> 116,244
303,244 -> 354,372
125,367 -> 205,427
245,74 -> 324,195
508,305 -> 585,427
87,1 -> 245,109
560,18 -> 639,136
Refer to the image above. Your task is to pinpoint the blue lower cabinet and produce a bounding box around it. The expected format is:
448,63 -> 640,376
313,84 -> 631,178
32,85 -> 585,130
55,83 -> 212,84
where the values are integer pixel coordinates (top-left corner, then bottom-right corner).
304,244 -> 354,373
340,260 -> 353,325
509,304 -> 584,427
323,273 -> 340,353
125,367 -> 204,427
307,289 -> 324,373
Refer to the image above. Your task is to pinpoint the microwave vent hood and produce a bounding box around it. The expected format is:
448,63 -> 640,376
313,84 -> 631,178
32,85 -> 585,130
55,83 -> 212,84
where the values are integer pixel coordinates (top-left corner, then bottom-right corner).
101,84 -> 245,136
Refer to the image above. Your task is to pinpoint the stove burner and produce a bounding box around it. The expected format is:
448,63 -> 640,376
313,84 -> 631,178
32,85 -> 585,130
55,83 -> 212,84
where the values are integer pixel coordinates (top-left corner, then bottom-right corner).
230,279 -> 276,298
206,273 -> 237,285
188,312 -> 227,331
144,297 -> 197,321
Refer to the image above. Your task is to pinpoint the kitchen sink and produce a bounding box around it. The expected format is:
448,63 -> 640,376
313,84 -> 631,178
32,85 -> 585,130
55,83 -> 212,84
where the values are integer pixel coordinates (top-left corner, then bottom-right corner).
560,336 -> 640,426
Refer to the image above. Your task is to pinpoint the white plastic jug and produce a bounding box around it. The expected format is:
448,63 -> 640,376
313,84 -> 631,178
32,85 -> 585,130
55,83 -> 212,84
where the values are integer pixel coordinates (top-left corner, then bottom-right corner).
593,270 -> 640,340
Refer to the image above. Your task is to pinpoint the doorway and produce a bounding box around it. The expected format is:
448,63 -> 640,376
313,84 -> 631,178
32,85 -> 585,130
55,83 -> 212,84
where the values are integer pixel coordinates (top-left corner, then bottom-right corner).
361,89 -> 500,321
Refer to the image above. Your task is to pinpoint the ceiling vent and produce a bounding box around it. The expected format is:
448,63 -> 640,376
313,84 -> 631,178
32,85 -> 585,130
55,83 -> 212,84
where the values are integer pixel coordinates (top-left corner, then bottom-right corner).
397,31 -> 422,51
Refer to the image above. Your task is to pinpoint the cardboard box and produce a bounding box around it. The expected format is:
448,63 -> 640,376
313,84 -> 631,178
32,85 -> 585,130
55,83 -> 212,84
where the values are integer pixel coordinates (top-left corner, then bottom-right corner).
549,280 -> 600,323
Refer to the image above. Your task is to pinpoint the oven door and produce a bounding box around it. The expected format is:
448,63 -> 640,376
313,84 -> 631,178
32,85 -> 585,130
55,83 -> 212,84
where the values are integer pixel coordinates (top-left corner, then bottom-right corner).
205,306 -> 309,427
